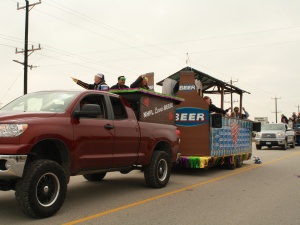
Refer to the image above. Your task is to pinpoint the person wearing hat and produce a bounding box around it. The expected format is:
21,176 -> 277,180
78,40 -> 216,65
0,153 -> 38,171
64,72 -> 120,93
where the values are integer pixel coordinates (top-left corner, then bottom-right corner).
110,76 -> 129,90
281,114 -> 288,124
130,75 -> 149,90
72,73 -> 109,91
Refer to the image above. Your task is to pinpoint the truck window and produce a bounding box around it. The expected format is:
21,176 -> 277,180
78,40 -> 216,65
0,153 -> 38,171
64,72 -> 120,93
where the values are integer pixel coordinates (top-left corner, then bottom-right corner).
1,92 -> 78,112
75,94 -> 106,119
110,96 -> 128,120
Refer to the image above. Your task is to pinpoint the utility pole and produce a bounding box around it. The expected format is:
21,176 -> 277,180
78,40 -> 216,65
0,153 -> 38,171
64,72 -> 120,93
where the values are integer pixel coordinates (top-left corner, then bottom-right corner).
16,0 -> 41,95
225,100 -> 238,107
226,78 -> 238,110
271,97 -> 281,123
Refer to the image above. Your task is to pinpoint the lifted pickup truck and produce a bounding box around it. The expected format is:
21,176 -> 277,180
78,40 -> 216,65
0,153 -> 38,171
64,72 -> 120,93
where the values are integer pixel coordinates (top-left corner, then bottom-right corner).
0,90 -> 180,218
255,123 -> 296,150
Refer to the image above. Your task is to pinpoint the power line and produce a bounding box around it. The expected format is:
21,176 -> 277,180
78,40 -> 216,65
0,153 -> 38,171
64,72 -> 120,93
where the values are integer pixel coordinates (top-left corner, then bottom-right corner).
34,9 -> 165,59
78,25 -> 300,54
38,1 -> 242,80
33,51 -> 123,76
3,3 -> 300,102
189,39 -> 300,55
42,47 -> 137,75
45,0 -> 177,57
45,0 -> 300,55
0,69 -> 24,103
0,43 -> 16,48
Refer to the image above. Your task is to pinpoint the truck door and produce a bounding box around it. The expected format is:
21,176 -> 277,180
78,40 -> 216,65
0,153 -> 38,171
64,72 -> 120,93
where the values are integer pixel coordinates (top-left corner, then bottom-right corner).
72,94 -> 114,171
285,124 -> 295,142
109,96 -> 140,167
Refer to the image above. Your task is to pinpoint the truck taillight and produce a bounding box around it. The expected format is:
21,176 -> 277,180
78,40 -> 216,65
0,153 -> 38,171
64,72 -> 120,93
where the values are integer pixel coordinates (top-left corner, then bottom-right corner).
176,128 -> 180,137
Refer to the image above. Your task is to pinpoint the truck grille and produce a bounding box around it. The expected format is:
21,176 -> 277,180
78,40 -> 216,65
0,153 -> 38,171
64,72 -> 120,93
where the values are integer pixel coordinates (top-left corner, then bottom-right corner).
262,133 -> 276,138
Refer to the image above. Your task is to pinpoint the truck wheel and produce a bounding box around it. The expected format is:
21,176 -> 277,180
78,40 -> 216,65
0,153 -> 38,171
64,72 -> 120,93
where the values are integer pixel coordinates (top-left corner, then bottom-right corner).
236,160 -> 243,168
256,145 -> 261,150
227,163 -> 236,170
290,140 -> 295,148
281,141 -> 287,150
83,173 -> 106,181
144,151 -> 171,188
15,160 -> 67,218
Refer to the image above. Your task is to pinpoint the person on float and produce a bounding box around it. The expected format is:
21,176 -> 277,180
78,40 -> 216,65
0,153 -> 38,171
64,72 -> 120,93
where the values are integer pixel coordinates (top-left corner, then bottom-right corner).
72,73 -> 109,90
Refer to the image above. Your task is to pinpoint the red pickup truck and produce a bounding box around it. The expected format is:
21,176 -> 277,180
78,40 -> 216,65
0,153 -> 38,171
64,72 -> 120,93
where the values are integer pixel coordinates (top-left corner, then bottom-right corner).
0,90 -> 180,218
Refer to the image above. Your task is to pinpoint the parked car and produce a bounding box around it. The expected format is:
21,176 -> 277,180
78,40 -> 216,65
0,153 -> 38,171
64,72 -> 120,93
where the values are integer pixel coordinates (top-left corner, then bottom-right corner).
255,123 -> 296,150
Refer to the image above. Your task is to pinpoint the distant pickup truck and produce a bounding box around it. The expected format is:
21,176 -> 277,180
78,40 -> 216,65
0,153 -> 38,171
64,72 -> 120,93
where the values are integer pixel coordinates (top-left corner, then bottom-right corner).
255,123 -> 296,150
0,90 -> 180,218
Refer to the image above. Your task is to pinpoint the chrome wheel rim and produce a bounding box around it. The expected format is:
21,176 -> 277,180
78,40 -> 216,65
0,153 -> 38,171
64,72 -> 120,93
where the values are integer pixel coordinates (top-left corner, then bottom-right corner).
157,159 -> 168,181
36,173 -> 60,207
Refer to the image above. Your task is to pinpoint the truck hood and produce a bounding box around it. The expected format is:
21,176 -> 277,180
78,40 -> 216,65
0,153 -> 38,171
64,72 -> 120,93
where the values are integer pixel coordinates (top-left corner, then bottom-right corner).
261,130 -> 284,133
0,111 -> 57,123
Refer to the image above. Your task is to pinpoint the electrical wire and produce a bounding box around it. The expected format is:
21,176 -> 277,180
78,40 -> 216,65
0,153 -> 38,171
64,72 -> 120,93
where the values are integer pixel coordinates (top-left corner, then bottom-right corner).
3,1 -> 300,110
0,69 -> 24,103
0,43 -> 16,48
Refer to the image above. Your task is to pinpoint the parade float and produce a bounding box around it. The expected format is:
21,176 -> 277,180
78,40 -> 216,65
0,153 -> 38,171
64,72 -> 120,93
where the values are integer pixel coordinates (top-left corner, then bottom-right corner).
156,67 -> 261,169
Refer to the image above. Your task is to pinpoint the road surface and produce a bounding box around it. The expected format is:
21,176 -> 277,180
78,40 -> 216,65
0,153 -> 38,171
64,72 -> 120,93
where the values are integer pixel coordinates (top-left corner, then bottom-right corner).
1,144 -> 299,225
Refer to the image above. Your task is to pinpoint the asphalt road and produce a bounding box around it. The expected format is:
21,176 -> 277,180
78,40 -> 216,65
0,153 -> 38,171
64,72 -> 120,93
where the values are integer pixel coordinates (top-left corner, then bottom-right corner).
1,144 -> 300,225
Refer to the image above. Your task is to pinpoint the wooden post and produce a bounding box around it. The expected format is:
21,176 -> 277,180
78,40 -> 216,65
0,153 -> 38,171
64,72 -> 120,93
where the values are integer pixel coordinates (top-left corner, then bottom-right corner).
144,73 -> 154,91
221,85 -> 224,109
239,93 -> 243,118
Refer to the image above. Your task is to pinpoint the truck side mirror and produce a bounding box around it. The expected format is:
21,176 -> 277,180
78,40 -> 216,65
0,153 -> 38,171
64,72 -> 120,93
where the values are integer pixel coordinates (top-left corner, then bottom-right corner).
73,104 -> 102,118
211,114 -> 222,128
252,122 -> 261,132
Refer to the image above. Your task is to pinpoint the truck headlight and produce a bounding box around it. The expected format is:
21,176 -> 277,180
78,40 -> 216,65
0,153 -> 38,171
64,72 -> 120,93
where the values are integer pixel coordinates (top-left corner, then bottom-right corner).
255,132 -> 261,138
0,124 -> 28,137
277,132 -> 284,138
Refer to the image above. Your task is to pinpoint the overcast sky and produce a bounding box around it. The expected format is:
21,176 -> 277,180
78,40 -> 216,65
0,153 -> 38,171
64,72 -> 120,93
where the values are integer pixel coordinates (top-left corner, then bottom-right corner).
1,0 -> 300,122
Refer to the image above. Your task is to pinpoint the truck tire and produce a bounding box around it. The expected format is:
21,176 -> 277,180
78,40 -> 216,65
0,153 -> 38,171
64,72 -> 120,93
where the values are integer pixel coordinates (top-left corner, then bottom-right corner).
256,145 -> 261,150
290,140 -> 295,148
144,151 -> 171,188
281,141 -> 287,150
15,160 -> 67,218
83,172 -> 106,181
236,160 -> 243,168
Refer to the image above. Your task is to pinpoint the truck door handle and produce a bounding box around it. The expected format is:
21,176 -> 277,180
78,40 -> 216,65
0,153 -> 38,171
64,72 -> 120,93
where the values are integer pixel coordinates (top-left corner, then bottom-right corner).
104,124 -> 114,130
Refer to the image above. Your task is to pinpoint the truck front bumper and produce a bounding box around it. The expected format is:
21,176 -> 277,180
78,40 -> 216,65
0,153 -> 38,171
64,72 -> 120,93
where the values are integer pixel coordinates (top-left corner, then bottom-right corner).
256,139 -> 285,146
0,155 -> 27,179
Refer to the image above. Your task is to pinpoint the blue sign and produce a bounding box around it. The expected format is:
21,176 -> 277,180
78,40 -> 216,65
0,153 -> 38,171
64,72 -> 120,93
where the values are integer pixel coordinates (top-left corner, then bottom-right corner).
100,85 -> 109,90
176,107 -> 209,127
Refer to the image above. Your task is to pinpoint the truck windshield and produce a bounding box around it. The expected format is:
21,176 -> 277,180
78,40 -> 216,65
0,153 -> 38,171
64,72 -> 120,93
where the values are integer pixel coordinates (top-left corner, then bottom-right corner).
261,124 -> 284,131
1,92 -> 79,112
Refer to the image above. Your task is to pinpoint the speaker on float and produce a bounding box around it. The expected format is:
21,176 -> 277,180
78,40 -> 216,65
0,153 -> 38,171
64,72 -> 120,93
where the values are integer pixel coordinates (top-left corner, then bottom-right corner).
252,122 -> 261,132
211,113 -> 222,128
